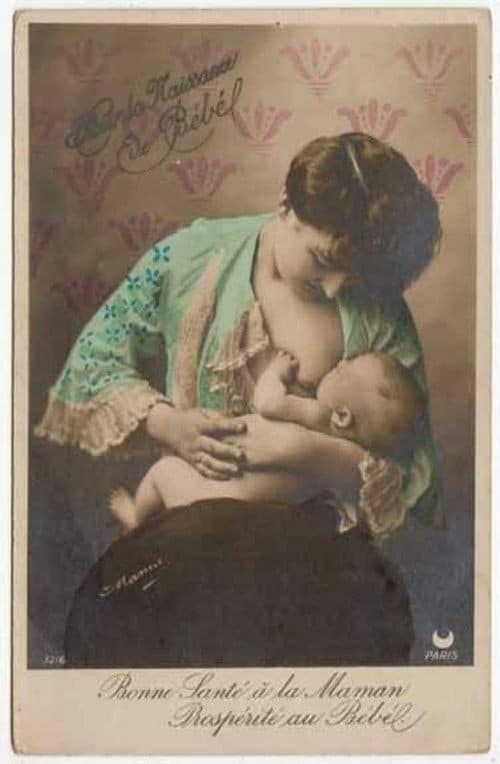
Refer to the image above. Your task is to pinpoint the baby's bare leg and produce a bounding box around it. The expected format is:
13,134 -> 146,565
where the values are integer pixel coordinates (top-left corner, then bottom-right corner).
135,469 -> 164,517
109,463 -> 164,534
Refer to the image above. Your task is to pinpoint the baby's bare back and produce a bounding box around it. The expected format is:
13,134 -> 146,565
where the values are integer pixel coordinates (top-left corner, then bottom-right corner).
149,454 -> 317,511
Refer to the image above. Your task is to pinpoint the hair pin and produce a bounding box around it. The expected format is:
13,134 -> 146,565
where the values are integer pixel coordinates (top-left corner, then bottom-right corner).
346,142 -> 369,195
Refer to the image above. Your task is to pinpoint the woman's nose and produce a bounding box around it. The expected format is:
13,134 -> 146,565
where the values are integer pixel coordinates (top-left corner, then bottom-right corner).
320,271 -> 349,299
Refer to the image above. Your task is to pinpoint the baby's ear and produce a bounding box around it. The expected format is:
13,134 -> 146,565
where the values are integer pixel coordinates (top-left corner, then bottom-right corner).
330,406 -> 354,431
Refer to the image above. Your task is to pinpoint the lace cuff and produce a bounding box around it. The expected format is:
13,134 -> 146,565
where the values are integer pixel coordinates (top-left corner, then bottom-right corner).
358,452 -> 406,537
34,381 -> 170,456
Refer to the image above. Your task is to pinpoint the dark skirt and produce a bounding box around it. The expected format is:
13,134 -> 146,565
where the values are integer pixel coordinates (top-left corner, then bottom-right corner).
65,498 -> 413,667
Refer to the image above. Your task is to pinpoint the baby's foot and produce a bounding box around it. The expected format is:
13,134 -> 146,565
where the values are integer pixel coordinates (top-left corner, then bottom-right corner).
270,350 -> 299,385
109,487 -> 139,535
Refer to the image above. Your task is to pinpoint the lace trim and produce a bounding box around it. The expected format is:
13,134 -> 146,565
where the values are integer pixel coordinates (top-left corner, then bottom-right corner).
207,301 -> 270,413
34,381 -> 170,456
358,452 -> 406,537
171,249 -> 224,410
336,502 -> 359,534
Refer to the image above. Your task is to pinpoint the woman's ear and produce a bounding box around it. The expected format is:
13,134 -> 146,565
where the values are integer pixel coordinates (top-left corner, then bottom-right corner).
331,406 -> 354,431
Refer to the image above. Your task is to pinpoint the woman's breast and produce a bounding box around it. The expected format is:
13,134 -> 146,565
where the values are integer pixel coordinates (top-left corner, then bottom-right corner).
249,291 -> 345,390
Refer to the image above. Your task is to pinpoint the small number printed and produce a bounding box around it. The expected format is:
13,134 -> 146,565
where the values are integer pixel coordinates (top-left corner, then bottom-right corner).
43,654 -> 65,666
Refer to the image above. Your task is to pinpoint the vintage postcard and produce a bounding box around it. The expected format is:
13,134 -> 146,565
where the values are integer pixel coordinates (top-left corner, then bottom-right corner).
12,7 -> 491,755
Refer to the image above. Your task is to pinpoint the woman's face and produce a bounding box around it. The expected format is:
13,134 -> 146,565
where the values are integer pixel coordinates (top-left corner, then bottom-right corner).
272,209 -> 358,302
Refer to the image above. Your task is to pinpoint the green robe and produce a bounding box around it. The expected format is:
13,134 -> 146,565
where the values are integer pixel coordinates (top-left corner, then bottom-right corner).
35,213 -> 442,528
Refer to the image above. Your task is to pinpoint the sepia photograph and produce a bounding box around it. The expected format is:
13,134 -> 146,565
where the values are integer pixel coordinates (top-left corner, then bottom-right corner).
12,7 -> 491,755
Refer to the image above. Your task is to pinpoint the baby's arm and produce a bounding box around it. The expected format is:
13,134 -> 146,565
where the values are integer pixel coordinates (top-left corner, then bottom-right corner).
263,394 -> 332,433
253,351 -> 332,434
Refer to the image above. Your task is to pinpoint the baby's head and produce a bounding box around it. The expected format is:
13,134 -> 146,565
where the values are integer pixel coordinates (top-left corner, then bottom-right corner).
317,353 -> 424,457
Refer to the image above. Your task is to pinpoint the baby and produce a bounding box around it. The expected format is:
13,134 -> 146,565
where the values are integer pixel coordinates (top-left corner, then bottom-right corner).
110,351 -> 424,533
254,350 -> 423,458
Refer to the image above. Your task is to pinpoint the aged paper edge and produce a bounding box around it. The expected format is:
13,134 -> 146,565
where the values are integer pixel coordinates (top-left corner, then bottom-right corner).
12,6 -> 492,755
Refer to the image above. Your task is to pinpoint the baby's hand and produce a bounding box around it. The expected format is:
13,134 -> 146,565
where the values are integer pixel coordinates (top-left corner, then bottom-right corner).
252,351 -> 298,417
269,350 -> 299,385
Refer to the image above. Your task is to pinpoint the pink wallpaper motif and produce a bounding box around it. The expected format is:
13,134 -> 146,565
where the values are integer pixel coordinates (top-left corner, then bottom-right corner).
443,104 -> 474,145
337,99 -> 407,141
109,214 -> 180,264
413,155 -> 464,203
395,40 -> 464,101
30,221 -> 60,279
51,274 -> 112,317
170,39 -> 239,83
54,158 -> 120,217
233,102 -> 293,154
127,107 -> 164,148
279,39 -> 350,99
30,109 -> 65,156
56,37 -> 118,84
170,156 -> 237,198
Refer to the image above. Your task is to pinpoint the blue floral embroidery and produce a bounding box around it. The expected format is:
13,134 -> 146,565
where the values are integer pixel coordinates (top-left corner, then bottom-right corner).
126,275 -> 141,291
141,303 -> 156,322
78,332 -> 96,363
83,359 -> 99,372
152,243 -> 171,264
59,367 -> 73,394
136,322 -> 157,339
103,303 -> 117,321
54,240 -> 172,403
127,296 -> 141,313
121,321 -> 134,337
114,296 -> 130,319
83,370 -> 103,395
145,267 -> 161,288
78,331 -> 94,349
104,323 -> 125,343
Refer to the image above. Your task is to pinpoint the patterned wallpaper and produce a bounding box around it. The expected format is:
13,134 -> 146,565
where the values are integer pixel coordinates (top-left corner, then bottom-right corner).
29,23 -> 476,511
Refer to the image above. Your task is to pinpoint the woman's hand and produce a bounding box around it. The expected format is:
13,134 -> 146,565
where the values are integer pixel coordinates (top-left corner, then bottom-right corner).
145,404 -> 246,479
225,414 -> 363,494
223,414 -> 307,471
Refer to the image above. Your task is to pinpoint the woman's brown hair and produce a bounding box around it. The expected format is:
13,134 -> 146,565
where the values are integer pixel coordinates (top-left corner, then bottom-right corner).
285,133 -> 442,302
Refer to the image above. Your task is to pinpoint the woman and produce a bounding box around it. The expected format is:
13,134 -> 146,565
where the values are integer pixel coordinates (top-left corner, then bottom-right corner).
36,133 -> 442,667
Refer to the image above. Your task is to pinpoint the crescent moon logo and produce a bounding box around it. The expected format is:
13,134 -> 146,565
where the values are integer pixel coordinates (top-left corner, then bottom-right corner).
432,629 -> 454,649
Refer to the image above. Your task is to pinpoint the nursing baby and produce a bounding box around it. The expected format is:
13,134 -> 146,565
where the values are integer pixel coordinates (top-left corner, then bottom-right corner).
110,350 -> 424,534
